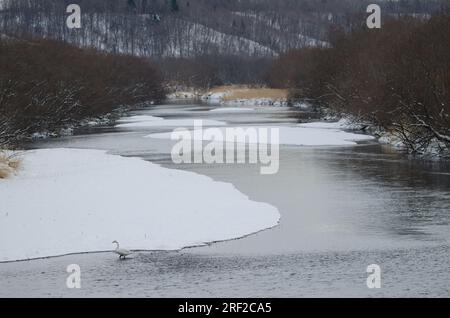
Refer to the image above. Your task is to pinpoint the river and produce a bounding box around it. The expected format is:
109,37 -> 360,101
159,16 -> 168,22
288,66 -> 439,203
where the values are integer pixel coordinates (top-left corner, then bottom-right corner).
1,101 -> 449,297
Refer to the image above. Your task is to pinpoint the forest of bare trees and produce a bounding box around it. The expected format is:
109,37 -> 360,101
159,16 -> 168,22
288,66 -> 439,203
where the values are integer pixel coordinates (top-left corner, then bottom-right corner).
267,12 -> 449,155
0,38 -> 164,147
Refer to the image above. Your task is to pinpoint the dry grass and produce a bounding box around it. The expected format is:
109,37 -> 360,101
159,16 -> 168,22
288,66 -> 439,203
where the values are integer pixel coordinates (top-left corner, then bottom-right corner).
209,85 -> 288,101
209,85 -> 245,93
0,151 -> 21,179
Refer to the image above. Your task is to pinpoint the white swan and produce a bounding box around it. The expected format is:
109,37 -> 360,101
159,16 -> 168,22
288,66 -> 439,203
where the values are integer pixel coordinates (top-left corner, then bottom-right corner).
112,240 -> 132,259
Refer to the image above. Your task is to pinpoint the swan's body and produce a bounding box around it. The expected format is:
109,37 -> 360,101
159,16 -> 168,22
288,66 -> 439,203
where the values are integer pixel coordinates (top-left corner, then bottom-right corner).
112,240 -> 132,259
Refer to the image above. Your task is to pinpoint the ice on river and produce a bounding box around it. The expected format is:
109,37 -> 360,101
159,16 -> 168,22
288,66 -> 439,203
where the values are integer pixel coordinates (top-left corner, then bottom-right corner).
147,125 -> 375,146
116,115 -> 226,128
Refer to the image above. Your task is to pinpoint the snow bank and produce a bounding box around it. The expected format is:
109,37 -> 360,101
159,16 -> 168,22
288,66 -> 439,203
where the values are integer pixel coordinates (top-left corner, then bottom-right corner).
202,93 -> 288,107
378,133 -> 405,148
147,126 -> 375,146
222,98 -> 288,107
116,115 -> 164,123
0,149 -> 280,262
202,92 -> 229,104
298,118 -> 366,130
291,102 -> 311,110
210,107 -> 255,112
299,119 -> 351,130
167,91 -> 200,100
116,116 -> 226,128
310,114 -> 450,156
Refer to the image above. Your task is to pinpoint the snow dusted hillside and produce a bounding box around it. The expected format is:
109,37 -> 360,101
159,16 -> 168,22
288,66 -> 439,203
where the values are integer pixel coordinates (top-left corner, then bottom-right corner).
0,10 -> 275,57
0,0 -> 337,58
167,20 -> 276,57
1,0 -> 441,58
232,11 -> 330,50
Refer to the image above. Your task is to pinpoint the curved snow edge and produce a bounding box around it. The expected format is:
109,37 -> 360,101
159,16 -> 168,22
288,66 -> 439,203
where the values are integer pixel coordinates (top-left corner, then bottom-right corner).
0,149 -> 280,262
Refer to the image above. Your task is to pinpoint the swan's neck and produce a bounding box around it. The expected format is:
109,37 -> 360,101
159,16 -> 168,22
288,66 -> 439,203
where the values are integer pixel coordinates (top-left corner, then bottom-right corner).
114,242 -> 120,249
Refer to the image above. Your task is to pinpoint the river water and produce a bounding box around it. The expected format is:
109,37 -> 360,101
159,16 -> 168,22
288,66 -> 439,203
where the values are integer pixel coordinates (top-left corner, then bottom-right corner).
1,102 -> 450,297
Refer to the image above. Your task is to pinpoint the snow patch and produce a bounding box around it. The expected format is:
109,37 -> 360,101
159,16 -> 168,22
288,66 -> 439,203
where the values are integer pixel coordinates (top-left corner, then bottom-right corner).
0,148 -> 280,262
167,92 -> 200,100
222,98 -> 288,107
116,115 -> 164,123
299,119 -> 356,130
210,107 -> 255,112
116,117 -> 226,128
147,125 -> 375,146
202,93 -> 288,107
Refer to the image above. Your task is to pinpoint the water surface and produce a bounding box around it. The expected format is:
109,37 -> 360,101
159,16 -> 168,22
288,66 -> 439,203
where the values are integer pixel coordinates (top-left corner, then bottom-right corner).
1,102 -> 449,297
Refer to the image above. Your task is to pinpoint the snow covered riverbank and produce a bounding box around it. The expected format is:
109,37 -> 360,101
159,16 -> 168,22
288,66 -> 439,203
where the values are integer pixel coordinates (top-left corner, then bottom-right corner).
309,116 -> 450,158
0,149 -> 280,262
166,86 -> 311,108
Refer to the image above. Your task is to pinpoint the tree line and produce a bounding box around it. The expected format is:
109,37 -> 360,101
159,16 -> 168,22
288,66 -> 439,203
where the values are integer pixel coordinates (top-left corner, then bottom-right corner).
159,55 -> 272,89
0,38 -> 165,147
267,11 -> 449,155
